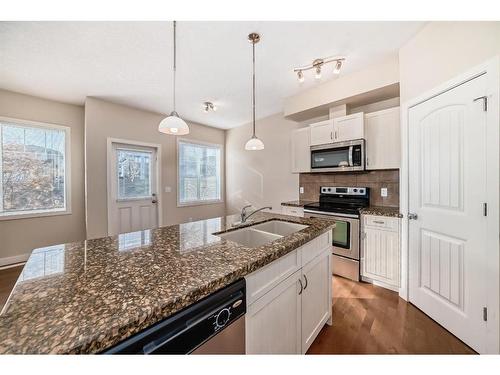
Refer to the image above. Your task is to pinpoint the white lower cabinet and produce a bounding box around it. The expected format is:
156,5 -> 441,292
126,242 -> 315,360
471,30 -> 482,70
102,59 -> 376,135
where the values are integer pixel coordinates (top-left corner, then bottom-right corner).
361,215 -> 400,290
246,270 -> 302,354
245,232 -> 332,354
301,253 -> 331,352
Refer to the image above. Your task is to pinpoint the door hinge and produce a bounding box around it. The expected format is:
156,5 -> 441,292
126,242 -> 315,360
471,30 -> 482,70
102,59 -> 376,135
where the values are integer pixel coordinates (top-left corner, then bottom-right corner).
474,96 -> 488,111
483,307 -> 488,322
483,203 -> 488,217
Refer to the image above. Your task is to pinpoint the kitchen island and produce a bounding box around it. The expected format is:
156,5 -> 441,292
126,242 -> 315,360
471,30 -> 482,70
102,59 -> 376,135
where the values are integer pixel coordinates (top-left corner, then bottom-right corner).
0,212 -> 334,354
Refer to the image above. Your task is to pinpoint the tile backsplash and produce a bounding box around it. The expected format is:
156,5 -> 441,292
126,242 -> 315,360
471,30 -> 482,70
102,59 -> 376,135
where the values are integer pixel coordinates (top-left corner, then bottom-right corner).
299,169 -> 399,207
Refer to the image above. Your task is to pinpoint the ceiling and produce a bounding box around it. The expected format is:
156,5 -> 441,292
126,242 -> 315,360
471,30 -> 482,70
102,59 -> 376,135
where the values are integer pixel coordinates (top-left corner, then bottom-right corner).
0,21 -> 425,129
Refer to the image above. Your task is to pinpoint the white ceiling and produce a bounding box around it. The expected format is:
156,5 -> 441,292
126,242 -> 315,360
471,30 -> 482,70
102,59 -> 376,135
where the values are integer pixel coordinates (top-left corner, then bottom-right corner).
0,21 -> 425,129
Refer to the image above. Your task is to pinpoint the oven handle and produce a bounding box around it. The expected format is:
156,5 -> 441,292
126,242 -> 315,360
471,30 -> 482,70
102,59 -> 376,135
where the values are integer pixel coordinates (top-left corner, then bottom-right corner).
304,209 -> 359,219
348,145 -> 353,166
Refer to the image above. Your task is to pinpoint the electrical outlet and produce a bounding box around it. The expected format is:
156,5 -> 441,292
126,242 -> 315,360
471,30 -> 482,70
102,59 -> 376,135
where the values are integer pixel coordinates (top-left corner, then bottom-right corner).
299,186 -> 304,194
381,188 -> 388,197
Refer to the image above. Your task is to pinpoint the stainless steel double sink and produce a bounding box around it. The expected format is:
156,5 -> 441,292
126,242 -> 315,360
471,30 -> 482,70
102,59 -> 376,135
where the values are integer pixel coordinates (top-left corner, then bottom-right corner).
215,220 -> 308,248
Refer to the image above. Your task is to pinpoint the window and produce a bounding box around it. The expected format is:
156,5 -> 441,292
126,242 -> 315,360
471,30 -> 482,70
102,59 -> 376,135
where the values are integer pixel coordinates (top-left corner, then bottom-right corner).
178,140 -> 222,205
116,148 -> 152,199
0,119 -> 70,219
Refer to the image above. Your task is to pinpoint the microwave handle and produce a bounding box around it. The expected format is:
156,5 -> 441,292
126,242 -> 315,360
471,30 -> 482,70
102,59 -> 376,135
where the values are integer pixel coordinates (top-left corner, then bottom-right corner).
348,146 -> 353,166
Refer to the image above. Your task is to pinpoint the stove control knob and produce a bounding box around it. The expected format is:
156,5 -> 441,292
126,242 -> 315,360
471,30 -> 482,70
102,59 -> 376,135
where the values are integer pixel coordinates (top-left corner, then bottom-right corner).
215,308 -> 231,328
353,188 -> 358,192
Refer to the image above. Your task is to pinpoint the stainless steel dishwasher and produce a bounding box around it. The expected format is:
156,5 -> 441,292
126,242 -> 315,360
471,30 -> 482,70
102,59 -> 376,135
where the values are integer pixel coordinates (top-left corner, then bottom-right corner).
104,279 -> 246,354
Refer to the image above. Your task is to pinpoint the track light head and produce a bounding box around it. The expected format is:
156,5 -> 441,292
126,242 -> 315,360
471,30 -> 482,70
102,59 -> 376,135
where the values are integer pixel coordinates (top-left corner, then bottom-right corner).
297,70 -> 304,83
315,66 -> 322,80
333,60 -> 342,74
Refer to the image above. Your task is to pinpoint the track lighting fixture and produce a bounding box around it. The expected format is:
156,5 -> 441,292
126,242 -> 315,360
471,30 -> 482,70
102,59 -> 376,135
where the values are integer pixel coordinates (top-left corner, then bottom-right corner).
297,70 -> 304,83
203,102 -> 217,113
293,56 -> 345,83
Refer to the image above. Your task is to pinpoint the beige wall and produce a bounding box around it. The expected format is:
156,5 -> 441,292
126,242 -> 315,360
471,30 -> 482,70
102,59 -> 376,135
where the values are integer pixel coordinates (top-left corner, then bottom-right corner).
284,55 -> 400,120
85,97 -> 225,239
225,113 -> 301,215
399,21 -> 500,103
0,89 -> 86,264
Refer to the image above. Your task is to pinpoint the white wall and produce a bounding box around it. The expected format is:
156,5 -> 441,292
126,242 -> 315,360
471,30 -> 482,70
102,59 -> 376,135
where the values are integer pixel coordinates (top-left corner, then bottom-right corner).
225,113 -> 302,215
399,21 -> 500,103
85,97 -> 226,239
0,89 -> 86,265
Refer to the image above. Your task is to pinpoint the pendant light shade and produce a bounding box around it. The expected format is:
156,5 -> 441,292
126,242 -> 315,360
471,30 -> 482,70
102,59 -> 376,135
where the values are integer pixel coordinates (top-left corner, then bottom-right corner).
159,21 -> 189,135
158,111 -> 189,135
245,135 -> 265,150
245,32 -> 264,151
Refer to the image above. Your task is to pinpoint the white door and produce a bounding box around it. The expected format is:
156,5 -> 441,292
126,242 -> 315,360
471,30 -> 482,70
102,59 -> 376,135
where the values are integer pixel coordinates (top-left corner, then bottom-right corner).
408,74 -> 489,352
333,112 -> 364,142
301,252 -> 331,353
108,142 -> 158,235
246,270 -> 302,354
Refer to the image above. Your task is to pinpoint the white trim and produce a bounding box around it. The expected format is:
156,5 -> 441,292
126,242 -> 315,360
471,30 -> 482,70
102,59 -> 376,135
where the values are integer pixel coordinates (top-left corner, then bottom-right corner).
0,253 -> 29,268
106,138 -> 162,236
400,56 -> 500,353
176,137 -> 224,207
0,116 -> 72,221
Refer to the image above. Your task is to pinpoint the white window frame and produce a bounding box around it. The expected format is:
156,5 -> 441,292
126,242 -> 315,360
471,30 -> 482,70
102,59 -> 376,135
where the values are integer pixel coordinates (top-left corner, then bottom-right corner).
177,138 -> 224,207
0,116 -> 71,221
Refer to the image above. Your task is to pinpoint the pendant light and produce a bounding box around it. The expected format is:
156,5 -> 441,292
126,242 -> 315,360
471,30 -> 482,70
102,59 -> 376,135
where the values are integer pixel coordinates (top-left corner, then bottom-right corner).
245,32 -> 264,151
158,21 -> 190,135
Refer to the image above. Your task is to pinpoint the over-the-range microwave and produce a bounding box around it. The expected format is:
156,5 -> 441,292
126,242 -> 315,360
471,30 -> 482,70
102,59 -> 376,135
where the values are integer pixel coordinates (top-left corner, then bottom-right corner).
310,139 -> 365,172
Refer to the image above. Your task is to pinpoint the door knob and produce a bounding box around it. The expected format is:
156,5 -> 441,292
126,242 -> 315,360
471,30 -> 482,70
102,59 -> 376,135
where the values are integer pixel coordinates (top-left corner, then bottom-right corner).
408,213 -> 418,220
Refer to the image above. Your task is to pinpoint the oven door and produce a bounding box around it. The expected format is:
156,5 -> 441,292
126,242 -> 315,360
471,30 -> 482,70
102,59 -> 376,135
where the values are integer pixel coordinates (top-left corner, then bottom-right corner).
304,210 -> 360,260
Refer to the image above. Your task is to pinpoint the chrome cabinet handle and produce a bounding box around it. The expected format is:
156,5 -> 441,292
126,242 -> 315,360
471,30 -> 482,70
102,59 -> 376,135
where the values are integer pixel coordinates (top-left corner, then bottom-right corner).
303,275 -> 308,290
298,279 -> 303,295
408,213 -> 418,220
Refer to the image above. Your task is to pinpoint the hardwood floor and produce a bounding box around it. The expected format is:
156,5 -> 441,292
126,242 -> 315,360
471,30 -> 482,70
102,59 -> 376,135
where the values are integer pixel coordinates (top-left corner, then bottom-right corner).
0,266 -> 475,354
307,276 -> 476,354
0,265 -> 23,310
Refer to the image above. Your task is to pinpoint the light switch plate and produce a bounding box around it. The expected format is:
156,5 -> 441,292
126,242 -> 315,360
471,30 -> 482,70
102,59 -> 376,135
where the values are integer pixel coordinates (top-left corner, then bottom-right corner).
165,186 -> 172,193
299,186 -> 304,194
381,188 -> 388,197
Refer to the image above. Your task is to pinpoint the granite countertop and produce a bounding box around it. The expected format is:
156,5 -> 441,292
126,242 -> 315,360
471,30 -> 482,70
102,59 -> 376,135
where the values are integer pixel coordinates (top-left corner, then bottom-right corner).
281,200 -> 317,208
0,212 -> 335,354
360,206 -> 403,218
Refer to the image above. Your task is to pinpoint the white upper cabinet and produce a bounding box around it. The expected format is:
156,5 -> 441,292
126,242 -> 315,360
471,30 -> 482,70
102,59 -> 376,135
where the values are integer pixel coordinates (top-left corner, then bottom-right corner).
333,112 -> 364,142
291,127 -> 311,173
364,107 -> 401,170
309,119 -> 334,146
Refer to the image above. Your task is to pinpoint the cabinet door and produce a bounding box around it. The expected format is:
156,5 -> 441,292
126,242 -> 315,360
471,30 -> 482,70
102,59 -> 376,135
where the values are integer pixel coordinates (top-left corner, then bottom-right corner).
310,119 -> 334,146
333,112 -> 364,142
246,270 -> 302,354
301,251 -> 331,353
291,127 -> 311,173
364,107 -> 400,170
361,226 -> 400,287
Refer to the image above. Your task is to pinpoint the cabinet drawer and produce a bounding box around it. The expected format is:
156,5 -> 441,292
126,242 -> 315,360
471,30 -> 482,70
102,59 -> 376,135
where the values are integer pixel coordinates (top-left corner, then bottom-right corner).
281,206 -> 304,217
300,232 -> 331,266
364,215 -> 399,231
245,249 -> 300,305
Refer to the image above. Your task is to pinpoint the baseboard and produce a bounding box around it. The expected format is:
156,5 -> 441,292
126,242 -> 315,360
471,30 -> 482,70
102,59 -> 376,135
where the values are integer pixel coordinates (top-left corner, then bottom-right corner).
0,253 -> 30,268
361,276 -> 400,292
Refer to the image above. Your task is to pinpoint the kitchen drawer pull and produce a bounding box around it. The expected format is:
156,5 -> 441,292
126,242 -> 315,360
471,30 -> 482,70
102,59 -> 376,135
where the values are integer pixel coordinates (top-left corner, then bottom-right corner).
303,275 -> 308,290
373,220 -> 385,224
298,279 -> 303,295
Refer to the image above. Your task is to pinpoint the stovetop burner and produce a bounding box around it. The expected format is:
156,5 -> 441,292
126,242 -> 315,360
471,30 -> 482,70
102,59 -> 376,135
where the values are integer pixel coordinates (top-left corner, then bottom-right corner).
303,186 -> 370,217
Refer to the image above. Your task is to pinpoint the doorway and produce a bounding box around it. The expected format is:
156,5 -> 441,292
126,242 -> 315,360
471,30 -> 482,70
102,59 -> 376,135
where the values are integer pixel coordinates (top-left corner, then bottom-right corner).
107,139 -> 161,236
406,61 -> 499,353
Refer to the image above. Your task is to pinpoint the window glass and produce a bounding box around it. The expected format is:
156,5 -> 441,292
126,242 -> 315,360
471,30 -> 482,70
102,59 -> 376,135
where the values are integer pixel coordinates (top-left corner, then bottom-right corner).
178,141 -> 221,204
0,122 -> 67,217
117,149 -> 152,199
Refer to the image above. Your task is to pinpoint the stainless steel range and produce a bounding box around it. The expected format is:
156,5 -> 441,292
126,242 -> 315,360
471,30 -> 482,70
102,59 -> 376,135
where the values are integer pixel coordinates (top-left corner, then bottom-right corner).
303,186 -> 369,281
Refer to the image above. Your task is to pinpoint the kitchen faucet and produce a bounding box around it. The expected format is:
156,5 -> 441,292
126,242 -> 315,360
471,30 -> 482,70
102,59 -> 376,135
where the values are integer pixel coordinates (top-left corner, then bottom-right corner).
240,205 -> 272,223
